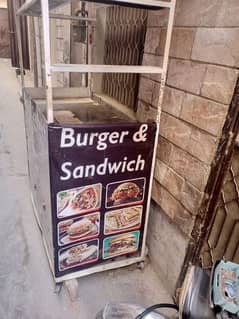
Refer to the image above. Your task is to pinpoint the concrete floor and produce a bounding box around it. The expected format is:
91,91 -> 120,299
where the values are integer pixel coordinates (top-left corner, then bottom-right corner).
0,59 -> 171,319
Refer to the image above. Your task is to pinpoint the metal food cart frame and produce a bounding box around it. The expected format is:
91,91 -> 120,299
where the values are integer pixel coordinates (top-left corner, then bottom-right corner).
16,0 -> 176,283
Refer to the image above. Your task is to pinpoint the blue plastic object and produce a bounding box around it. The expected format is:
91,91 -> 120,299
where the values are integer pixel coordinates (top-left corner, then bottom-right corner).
212,260 -> 239,315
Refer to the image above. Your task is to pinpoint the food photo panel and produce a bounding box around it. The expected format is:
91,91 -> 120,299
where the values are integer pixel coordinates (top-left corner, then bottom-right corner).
104,206 -> 142,235
106,178 -> 145,209
58,239 -> 99,271
57,183 -> 102,218
103,231 -> 140,259
58,212 -> 100,246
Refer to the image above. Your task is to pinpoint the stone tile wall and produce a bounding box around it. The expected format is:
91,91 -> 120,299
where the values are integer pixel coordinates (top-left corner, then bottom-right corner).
140,0 -> 239,292
0,8 -> 10,58
51,5 -> 71,87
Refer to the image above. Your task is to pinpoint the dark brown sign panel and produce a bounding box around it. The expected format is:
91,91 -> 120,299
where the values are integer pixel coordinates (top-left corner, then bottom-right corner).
48,122 -> 156,278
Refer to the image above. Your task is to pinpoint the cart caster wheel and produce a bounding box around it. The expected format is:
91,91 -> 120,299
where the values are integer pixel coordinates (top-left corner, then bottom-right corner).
54,283 -> 62,294
137,261 -> 145,270
64,278 -> 80,301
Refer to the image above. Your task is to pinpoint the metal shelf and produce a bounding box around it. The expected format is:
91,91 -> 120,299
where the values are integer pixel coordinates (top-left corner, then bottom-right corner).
51,64 -> 163,74
16,0 -> 176,124
17,0 -> 171,16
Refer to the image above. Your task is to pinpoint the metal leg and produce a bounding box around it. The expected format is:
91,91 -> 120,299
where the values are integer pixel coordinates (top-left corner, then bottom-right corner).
54,282 -> 63,294
64,279 -> 80,302
15,5 -> 25,93
40,0 -> 54,123
141,1 -> 176,262
157,0 -> 177,123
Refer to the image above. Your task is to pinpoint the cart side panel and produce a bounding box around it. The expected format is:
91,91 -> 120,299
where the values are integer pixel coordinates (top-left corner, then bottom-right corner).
24,91 -> 54,267
48,122 -> 157,280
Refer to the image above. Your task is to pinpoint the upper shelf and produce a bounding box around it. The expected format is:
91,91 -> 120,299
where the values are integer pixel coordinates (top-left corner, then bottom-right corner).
50,64 -> 163,73
17,0 -> 171,16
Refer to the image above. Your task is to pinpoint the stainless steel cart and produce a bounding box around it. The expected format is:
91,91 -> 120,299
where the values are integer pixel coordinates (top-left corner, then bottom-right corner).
16,0 -> 176,283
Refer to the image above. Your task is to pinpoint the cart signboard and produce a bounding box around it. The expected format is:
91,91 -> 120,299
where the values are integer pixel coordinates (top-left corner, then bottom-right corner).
48,122 -> 157,278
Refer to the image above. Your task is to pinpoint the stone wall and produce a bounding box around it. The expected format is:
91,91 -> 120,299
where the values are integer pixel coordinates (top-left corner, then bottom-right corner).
50,5 -> 71,87
0,8 -> 11,58
35,4 -> 71,87
139,0 -> 239,293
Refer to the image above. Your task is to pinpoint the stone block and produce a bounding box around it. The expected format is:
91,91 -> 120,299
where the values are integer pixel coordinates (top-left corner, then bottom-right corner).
160,112 -> 192,149
175,0 -> 239,28
159,116 -> 218,164
158,28 -> 196,59
156,136 -> 173,164
147,201 -> 189,294
154,159 -> 185,201
155,154 -> 205,215
154,159 -> 168,184
216,0 -> 239,27
153,84 -> 185,116
152,180 -> 193,235
138,77 -> 154,105
201,65 -> 238,105
192,28 -> 239,67
161,86 -> 185,117
147,9 -> 168,27
151,81 -> 160,108
167,59 -> 207,95
187,128 -> 218,164
180,94 -> 228,136
175,0 -> 221,27
169,144 -> 210,191
180,182 -> 203,214
144,27 -> 161,55
136,100 -> 158,122
142,54 -> 163,82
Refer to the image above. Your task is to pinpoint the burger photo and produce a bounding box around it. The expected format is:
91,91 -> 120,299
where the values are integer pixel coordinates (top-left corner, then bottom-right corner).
67,218 -> 97,240
108,181 -> 143,207
104,232 -> 138,258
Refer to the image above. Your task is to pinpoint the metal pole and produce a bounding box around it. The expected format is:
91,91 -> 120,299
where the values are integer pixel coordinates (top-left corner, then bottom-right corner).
88,22 -> 93,92
19,12 -> 96,22
16,16 -> 25,91
14,1 -> 25,93
34,17 -> 44,87
45,13 -> 96,22
156,0 -> 176,124
40,0 -> 53,123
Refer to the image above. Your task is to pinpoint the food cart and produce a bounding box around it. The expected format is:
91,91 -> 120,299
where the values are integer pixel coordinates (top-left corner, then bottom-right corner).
16,0 -> 176,282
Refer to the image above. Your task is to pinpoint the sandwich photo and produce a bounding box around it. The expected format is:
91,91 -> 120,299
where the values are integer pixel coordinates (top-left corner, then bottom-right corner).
106,178 -> 145,208
59,239 -> 99,270
71,186 -> 98,211
57,183 -> 102,218
103,231 -> 140,259
58,213 -> 100,246
104,206 -> 142,235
